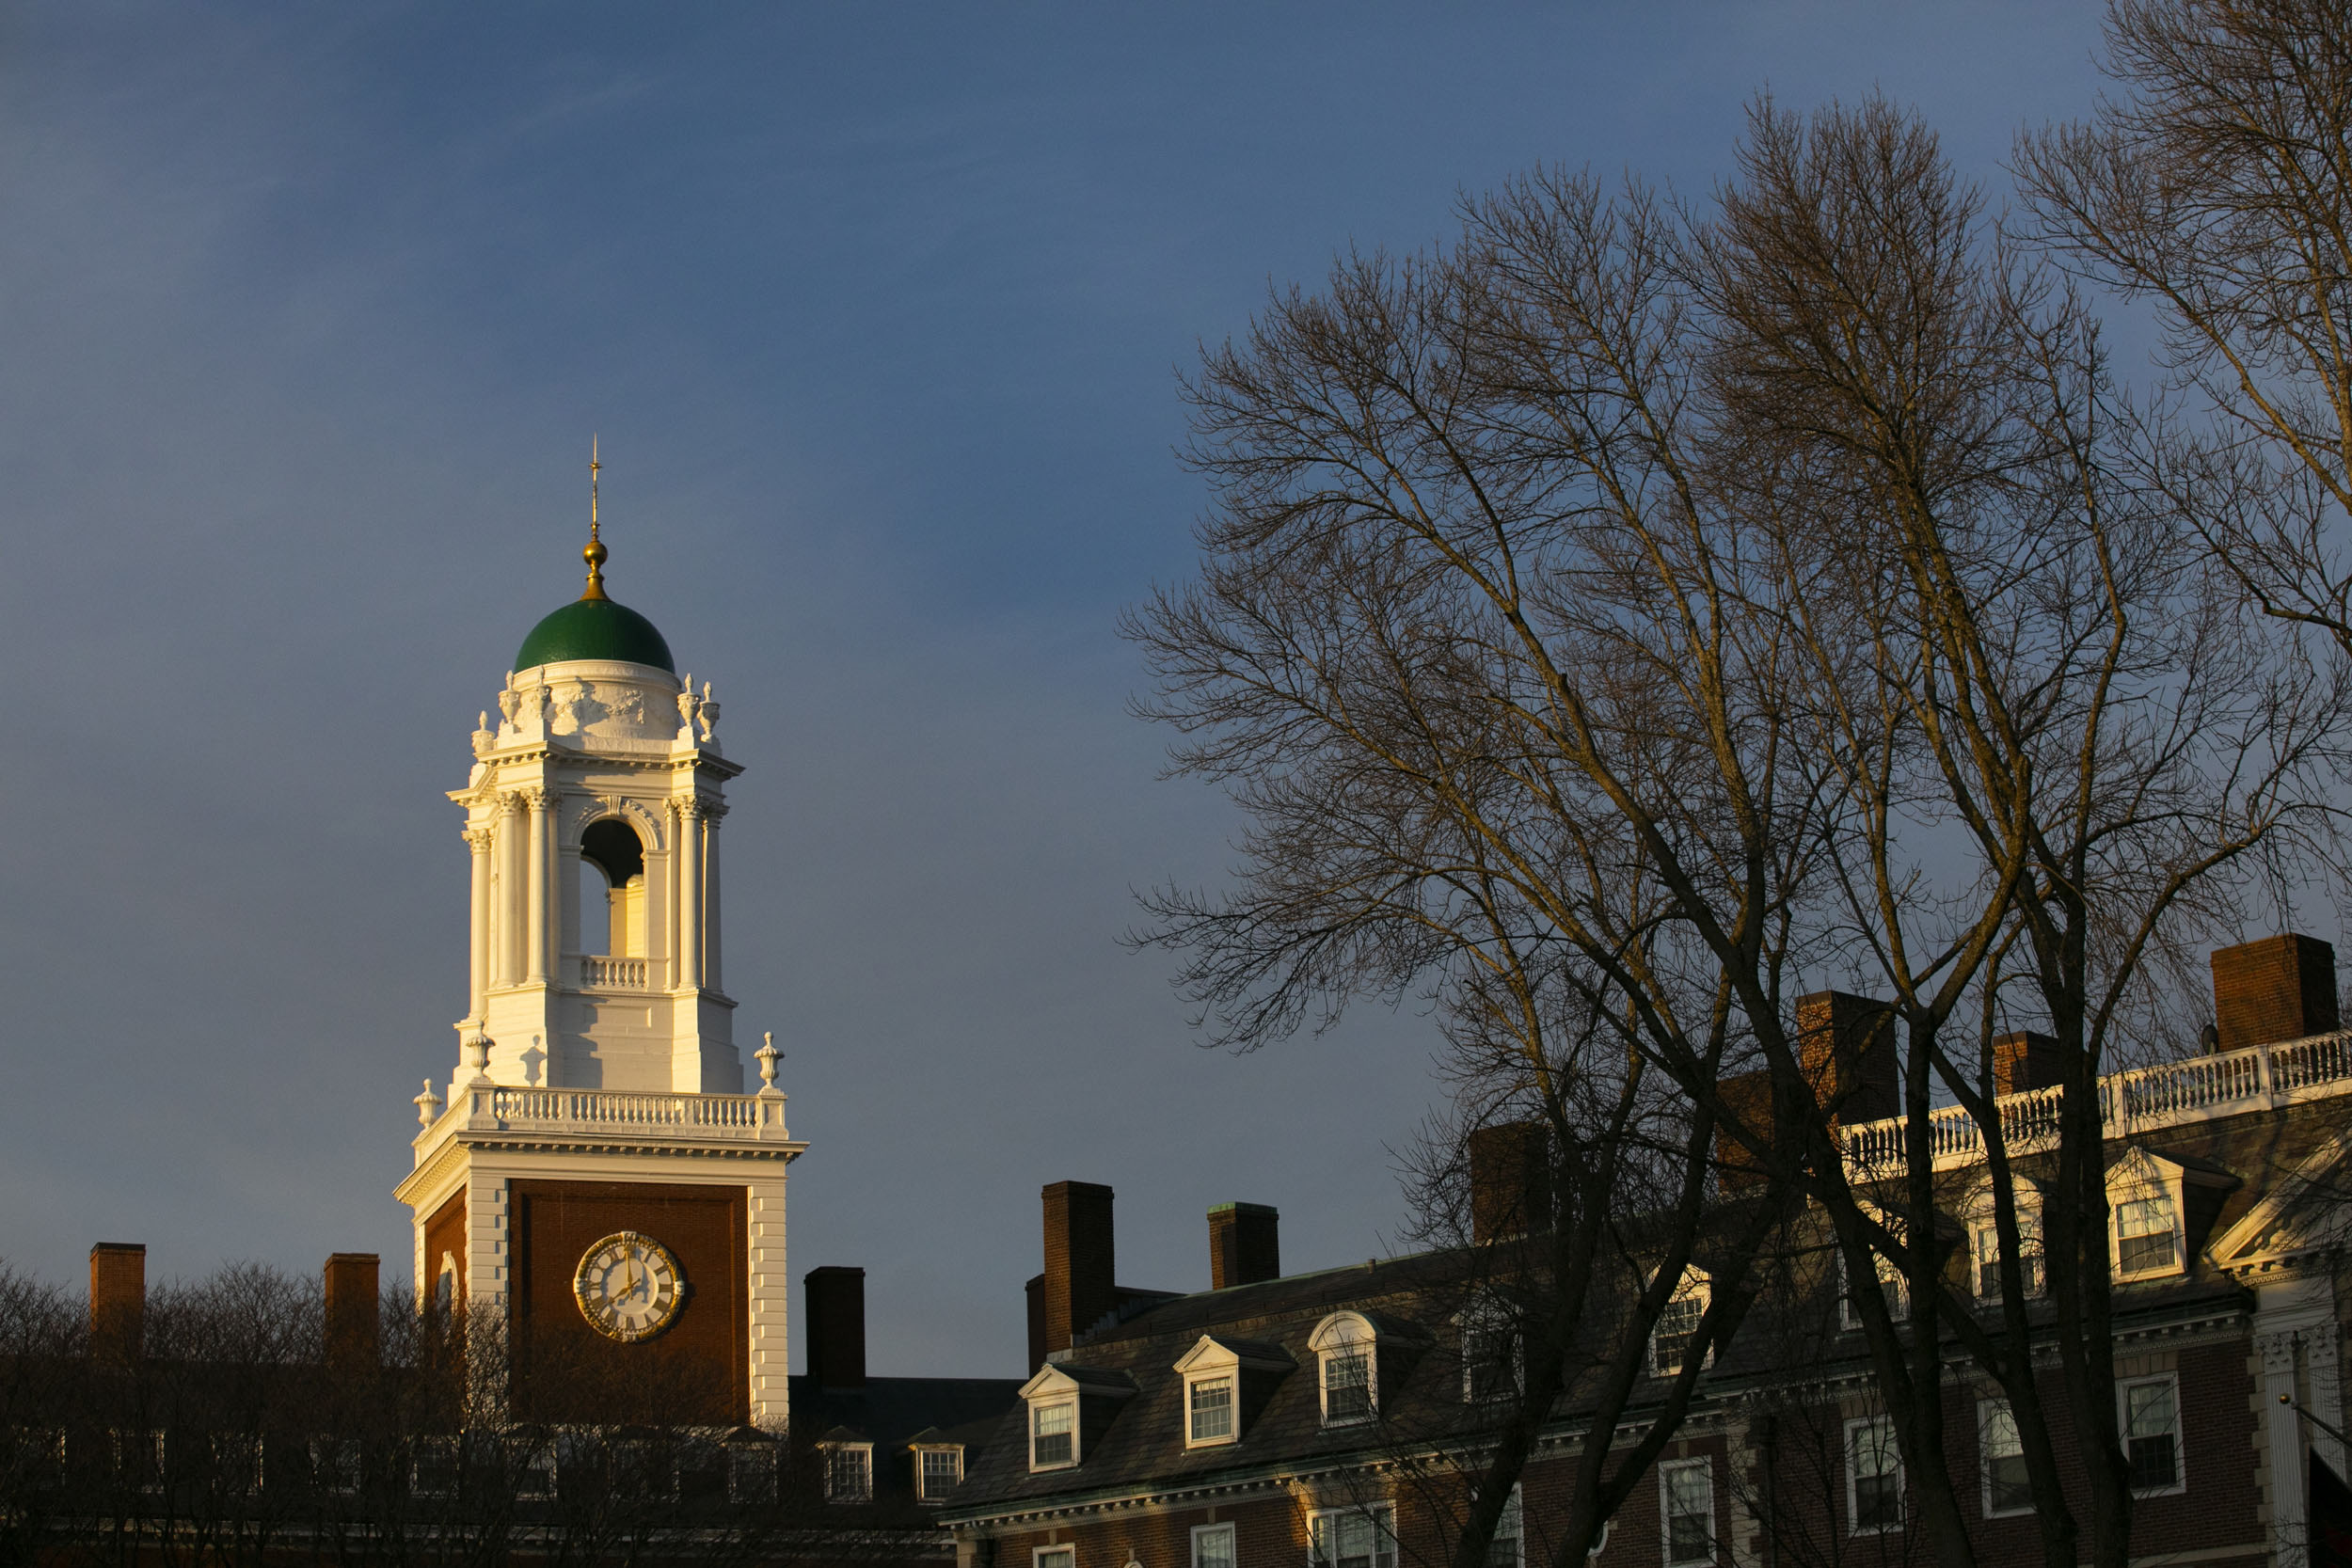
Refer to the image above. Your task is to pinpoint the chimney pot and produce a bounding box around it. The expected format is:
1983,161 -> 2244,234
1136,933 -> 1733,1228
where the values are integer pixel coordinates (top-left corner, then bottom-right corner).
803,1266 -> 867,1390
1797,990 -> 1898,1124
324,1253 -> 379,1372
89,1243 -> 145,1364
1041,1180 -> 1115,1365
1469,1123 -> 1552,1244
1992,1033 -> 2060,1096
2211,935 -> 2339,1053
1208,1203 -> 1280,1290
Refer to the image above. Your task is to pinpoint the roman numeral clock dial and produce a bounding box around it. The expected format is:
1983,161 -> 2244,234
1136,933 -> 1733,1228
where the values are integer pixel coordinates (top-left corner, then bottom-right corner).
573,1231 -> 684,1342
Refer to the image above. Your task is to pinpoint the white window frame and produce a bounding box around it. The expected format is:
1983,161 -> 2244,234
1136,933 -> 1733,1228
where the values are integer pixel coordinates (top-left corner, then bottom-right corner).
1308,1501 -> 1399,1568
726,1442 -> 778,1503
1650,1270 -> 1712,1378
2119,1373 -> 2186,1497
2113,1194 -> 2183,1279
112,1429 -> 165,1497
1977,1399 -> 2030,1517
1193,1519 -> 1238,1568
1459,1306 -> 1523,1403
213,1433 -> 262,1497
915,1444 -> 962,1503
1658,1458 -> 1714,1565
1844,1416 -> 1903,1535
1971,1215 -> 2045,1300
2106,1148 -> 2206,1283
1310,1312 -> 1380,1428
409,1433 -> 458,1499
1034,1548 -> 1076,1568
309,1435 -> 361,1497
1029,1398 -> 1077,1471
508,1438 -> 555,1500
1188,1370 -> 1237,1445
1488,1482 -> 1524,1568
819,1441 -> 872,1504
1837,1249 -> 1911,1331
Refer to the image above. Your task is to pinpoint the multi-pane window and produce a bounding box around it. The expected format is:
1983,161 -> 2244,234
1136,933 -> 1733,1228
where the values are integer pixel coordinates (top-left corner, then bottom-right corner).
1190,1375 -> 1236,1443
113,1430 -> 165,1497
1974,1216 -> 2045,1298
1193,1521 -> 1237,1568
1847,1418 -> 1902,1533
919,1447 -> 962,1502
617,1440 -> 675,1502
311,1436 -> 362,1497
1036,1549 -> 1076,1568
1487,1483 -> 1524,1568
1311,1504 -> 1399,1568
726,1443 -> 778,1504
12,1429 -> 63,1493
510,1441 -> 555,1500
409,1435 -> 459,1499
2115,1196 -> 2179,1275
1979,1402 -> 2030,1515
1654,1291 -> 1704,1376
1660,1460 -> 1714,1565
1031,1400 -> 1075,1468
2122,1376 -> 2183,1493
1840,1253 -> 1910,1330
1463,1317 -> 1520,1402
1324,1351 -> 1374,1425
822,1444 -> 871,1504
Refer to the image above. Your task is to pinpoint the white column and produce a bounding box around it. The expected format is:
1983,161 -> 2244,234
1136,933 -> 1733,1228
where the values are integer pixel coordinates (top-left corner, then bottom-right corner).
2265,1329 -> 2311,1568
498,794 -> 525,987
703,802 -> 724,996
524,789 -> 551,985
747,1177 -> 789,1431
675,798 -> 703,990
465,826 -> 493,1019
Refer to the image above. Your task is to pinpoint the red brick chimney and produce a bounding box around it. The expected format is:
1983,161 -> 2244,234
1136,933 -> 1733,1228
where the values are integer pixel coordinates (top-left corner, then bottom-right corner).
2211,935 -> 2340,1053
803,1266 -> 867,1390
89,1243 -> 145,1364
1040,1180 -> 1115,1362
1993,1032 -> 2059,1096
1797,990 -> 1898,1124
1208,1203 -> 1280,1289
1469,1122 -> 1552,1243
323,1253 -> 379,1372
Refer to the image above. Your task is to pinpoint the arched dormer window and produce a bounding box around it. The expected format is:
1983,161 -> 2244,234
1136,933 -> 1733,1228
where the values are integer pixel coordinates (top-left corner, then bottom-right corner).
580,817 -> 647,959
1650,1269 -> 1711,1377
1309,1312 -> 1379,1427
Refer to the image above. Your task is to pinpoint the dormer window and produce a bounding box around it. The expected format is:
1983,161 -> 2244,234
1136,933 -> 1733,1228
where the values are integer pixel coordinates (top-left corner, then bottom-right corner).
1458,1302 -> 1522,1402
1973,1215 -> 2044,1298
819,1440 -> 872,1504
1030,1401 -> 1074,1468
917,1446 -> 961,1502
1189,1374 -> 1233,1442
1650,1271 -> 1710,1376
1174,1334 -> 1294,1449
1838,1249 -> 1910,1330
2116,1196 -> 2178,1275
2103,1146 -> 2231,1283
1310,1313 -> 1381,1427
1017,1362 -> 1137,1472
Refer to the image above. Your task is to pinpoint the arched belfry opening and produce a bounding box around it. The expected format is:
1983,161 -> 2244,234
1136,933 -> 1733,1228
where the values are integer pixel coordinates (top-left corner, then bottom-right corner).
580,816 -> 646,958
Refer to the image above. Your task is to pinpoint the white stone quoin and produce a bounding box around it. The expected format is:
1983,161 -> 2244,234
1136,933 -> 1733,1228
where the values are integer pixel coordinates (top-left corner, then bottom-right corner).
396,529 -> 804,1431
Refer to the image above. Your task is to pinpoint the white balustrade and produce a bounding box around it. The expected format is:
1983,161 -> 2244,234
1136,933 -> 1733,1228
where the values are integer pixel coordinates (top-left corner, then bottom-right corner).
1837,1030 -> 2352,1176
581,955 -> 649,990
453,1085 -> 788,1139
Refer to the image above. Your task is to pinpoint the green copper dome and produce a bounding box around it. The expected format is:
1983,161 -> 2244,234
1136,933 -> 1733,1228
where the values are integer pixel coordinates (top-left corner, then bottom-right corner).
515,596 -> 675,673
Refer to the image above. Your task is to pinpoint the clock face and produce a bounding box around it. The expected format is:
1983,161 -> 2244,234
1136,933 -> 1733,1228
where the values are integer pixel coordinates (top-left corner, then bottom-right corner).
572,1231 -> 685,1342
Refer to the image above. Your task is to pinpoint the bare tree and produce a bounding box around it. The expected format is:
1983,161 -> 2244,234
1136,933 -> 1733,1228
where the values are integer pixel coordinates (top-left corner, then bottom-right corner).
2017,0 -> 2352,657
1135,90 -> 2344,1568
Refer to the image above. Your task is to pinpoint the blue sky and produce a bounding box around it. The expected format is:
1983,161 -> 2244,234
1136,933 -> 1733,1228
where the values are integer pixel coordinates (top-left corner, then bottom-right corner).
0,2 -> 2114,1373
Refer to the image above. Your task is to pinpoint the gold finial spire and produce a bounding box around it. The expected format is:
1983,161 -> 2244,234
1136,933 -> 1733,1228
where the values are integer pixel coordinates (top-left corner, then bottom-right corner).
581,435 -> 609,600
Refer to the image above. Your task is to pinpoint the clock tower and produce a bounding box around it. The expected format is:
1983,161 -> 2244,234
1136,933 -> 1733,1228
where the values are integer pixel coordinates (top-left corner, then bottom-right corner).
396,480 -> 803,1429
